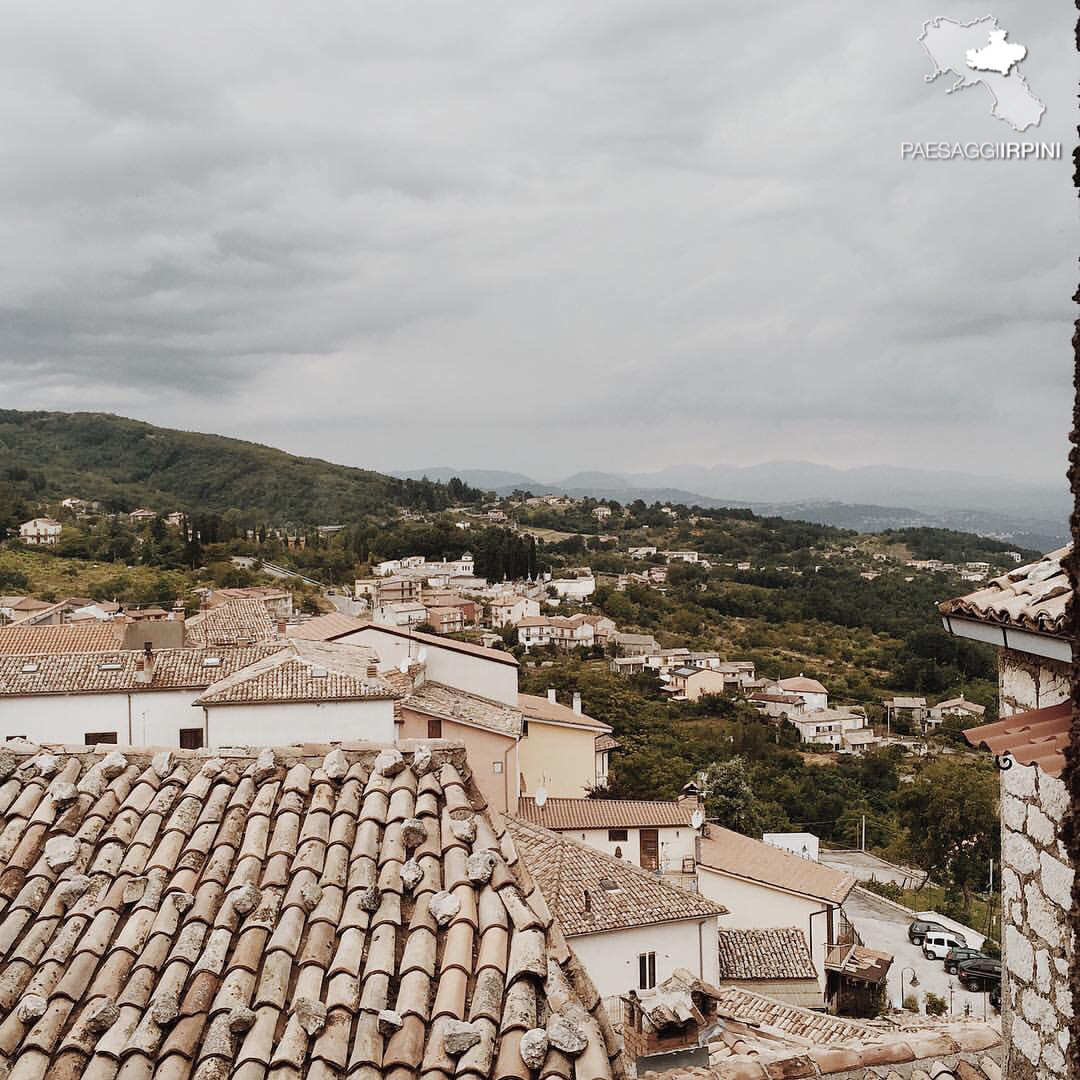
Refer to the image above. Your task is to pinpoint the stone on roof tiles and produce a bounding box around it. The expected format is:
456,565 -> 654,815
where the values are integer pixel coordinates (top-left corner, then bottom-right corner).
0,742 -> 621,1079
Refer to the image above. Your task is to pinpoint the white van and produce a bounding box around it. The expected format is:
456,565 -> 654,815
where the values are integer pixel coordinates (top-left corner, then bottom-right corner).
923,930 -> 966,960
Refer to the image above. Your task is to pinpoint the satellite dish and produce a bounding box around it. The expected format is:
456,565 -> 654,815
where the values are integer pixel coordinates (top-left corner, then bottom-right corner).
398,659 -> 410,674
535,787 -> 548,809
690,809 -> 704,829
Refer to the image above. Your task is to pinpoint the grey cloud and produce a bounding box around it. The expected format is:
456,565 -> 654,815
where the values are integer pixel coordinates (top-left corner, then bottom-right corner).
0,0 -> 1072,484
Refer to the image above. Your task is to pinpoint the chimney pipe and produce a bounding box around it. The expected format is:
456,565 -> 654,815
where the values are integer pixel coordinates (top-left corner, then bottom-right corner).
547,688 -> 557,705
135,643 -> 154,685
572,692 -> 582,715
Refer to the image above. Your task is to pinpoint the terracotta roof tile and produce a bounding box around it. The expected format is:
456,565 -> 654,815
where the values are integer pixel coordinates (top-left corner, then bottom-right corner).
698,827 -> 855,905
403,683 -> 523,738
505,816 -> 725,936
0,623 -> 123,656
963,700 -> 1070,777
185,599 -> 281,648
939,545 -> 1071,636
517,797 -> 696,831
716,928 -> 817,981
0,646 -> 284,697
0,741 -> 621,1080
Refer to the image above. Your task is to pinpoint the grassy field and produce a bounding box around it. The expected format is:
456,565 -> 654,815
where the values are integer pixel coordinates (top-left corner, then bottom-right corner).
0,549 -> 194,608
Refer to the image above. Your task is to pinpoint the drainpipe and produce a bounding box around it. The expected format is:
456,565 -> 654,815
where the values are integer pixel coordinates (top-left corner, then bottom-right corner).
809,907 -> 831,992
502,739 -> 516,813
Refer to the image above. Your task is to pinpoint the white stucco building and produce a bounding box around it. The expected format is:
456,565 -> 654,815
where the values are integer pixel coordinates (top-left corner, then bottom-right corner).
507,816 -> 726,1007
18,518 -> 62,546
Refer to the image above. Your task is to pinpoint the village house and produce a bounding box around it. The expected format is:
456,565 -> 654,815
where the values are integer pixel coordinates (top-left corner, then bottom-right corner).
882,695 -> 927,731
506,816 -> 726,1007
662,550 -> 700,564
185,597 -> 283,648
613,631 -> 661,656
594,732 -> 618,789
547,574 -> 596,600
771,674 -> 829,712
661,666 -> 729,702
0,740 -> 624,1080
609,655 -> 647,677
941,547 -> 1073,1079
17,517 -> 62,545
516,614 -> 596,651
0,596 -> 56,625
592,505 -> 612,521
517,690 -> 613,799
488,593 -> 540,628
206,585 -> 294,621
747,690 -> 806,719
787,707 -> 876,753
715,660 -> 757,690
127,507 -> 158,522
926,692 -> 986,728
696,824 -> 857,1000
715,927 -> 825,1009
374,599 -> 429,629
516,794 -> 702,878
628,546 -> 658,559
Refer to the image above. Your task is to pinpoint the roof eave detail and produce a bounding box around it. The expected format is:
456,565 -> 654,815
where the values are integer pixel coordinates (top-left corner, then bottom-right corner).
940,614 -> 1071,663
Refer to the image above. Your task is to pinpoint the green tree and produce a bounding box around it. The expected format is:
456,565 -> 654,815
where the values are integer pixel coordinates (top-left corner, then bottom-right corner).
897,759 -> 999,917
701,756 -> 763,836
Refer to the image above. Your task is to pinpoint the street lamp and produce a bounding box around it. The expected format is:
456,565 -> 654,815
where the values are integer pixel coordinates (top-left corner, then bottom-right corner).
900,966 -> 920,1010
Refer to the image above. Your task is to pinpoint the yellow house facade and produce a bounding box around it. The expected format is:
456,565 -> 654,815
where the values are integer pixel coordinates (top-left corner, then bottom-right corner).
518,689 -> 612,798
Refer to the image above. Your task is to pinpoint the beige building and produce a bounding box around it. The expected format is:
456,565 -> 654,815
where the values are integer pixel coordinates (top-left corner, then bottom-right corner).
18,517 -> 62,545
661,666 -> 729,702
518,689 -> 612,798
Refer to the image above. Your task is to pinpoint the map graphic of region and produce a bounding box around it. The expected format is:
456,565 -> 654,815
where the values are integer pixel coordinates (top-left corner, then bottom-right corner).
919,16 -> 1045,131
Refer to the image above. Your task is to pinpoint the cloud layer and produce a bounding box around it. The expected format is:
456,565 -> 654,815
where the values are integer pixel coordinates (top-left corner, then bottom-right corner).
1,1 -> 1073,485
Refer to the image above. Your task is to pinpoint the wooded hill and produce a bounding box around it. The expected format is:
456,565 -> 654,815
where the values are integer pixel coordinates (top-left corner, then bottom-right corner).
0,410 -> 483,528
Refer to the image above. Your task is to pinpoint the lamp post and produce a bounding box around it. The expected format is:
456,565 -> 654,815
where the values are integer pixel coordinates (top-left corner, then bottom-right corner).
900,966 -> 919,1010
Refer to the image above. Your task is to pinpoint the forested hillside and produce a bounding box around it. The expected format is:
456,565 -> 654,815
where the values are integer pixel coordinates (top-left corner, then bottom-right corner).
0,410 -> 483,529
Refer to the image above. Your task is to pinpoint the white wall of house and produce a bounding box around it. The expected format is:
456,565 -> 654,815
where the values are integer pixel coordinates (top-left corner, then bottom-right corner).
999,648 -> 1069,717
697,866 -> 831,993
0,690 -> 202,746
343,626 -> 519,705
202,700 -> 396,746
565,825 -> 697,874
0,691 -> 397,748
569,917 -> 720,1003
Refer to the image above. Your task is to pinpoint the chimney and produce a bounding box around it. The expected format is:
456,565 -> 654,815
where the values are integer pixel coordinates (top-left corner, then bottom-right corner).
135,643 -> 155,685
583,889 -> 591,914
547,688 -> 557,705
572,692 -> 582,715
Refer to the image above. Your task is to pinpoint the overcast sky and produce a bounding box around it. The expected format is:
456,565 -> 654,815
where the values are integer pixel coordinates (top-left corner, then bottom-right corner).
1,1 -> 1074,484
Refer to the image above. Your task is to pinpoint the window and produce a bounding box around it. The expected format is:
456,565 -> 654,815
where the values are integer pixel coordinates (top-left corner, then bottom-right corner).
492,761 -> 504,774
180,728 -> 204,750
84,732 -> 118,745
427,717 -> 443,739
638,951 -> 657,990
521,719 -> 529,736
607,829 -> 628,842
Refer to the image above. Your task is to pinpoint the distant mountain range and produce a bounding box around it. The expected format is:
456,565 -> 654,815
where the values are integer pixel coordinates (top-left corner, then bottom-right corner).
392,463 -> 1069,551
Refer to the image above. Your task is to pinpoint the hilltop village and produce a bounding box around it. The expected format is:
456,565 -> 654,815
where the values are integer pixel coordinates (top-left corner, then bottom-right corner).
0,477 -> 1070,1078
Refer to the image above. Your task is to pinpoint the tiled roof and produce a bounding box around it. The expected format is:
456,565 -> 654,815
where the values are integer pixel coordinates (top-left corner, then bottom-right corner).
652,982 -> 999,1078
963,700 -> 1071,778
0,623 -> 122,656
776,677 -> 827,695
0,646 -> 283,697
402,683 -> 523,738
193,641 -> 399,706
209,588 -> 291,605
293,619 -> 520,668
698,827 -> 855,905
939,545 -> 1071,636
747,693 -> 803,706
185,600 -> 281,648
0,740 -> 623,1080
505,817 -> 726,937
517,798 -> 696,831
518,695 -> 610,733
716,928 -> 817,981
593,735 -> 619,753
824,944 -> 892,984
287,614 -> 369,642
932,696 -> 986,714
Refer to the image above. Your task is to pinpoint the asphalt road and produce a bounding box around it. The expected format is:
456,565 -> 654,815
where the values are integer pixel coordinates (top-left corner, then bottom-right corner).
843,888 -> 998,1024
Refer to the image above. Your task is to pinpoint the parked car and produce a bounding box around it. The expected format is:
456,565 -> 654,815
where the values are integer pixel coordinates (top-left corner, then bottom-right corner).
907,919 -> 947,946
944,946 -> 983,974
923,930 -> 967,960
958,956 -> 1002,992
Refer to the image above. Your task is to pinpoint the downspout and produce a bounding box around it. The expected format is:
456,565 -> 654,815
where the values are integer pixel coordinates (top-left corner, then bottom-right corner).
808,907 -> 830,995
502,738 -> 515,813
127,694 -> 132,744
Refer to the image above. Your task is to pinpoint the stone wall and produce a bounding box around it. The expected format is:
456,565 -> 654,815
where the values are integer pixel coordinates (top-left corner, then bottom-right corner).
999,648 -> 1069,716
1000,760 -> 1074,1077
